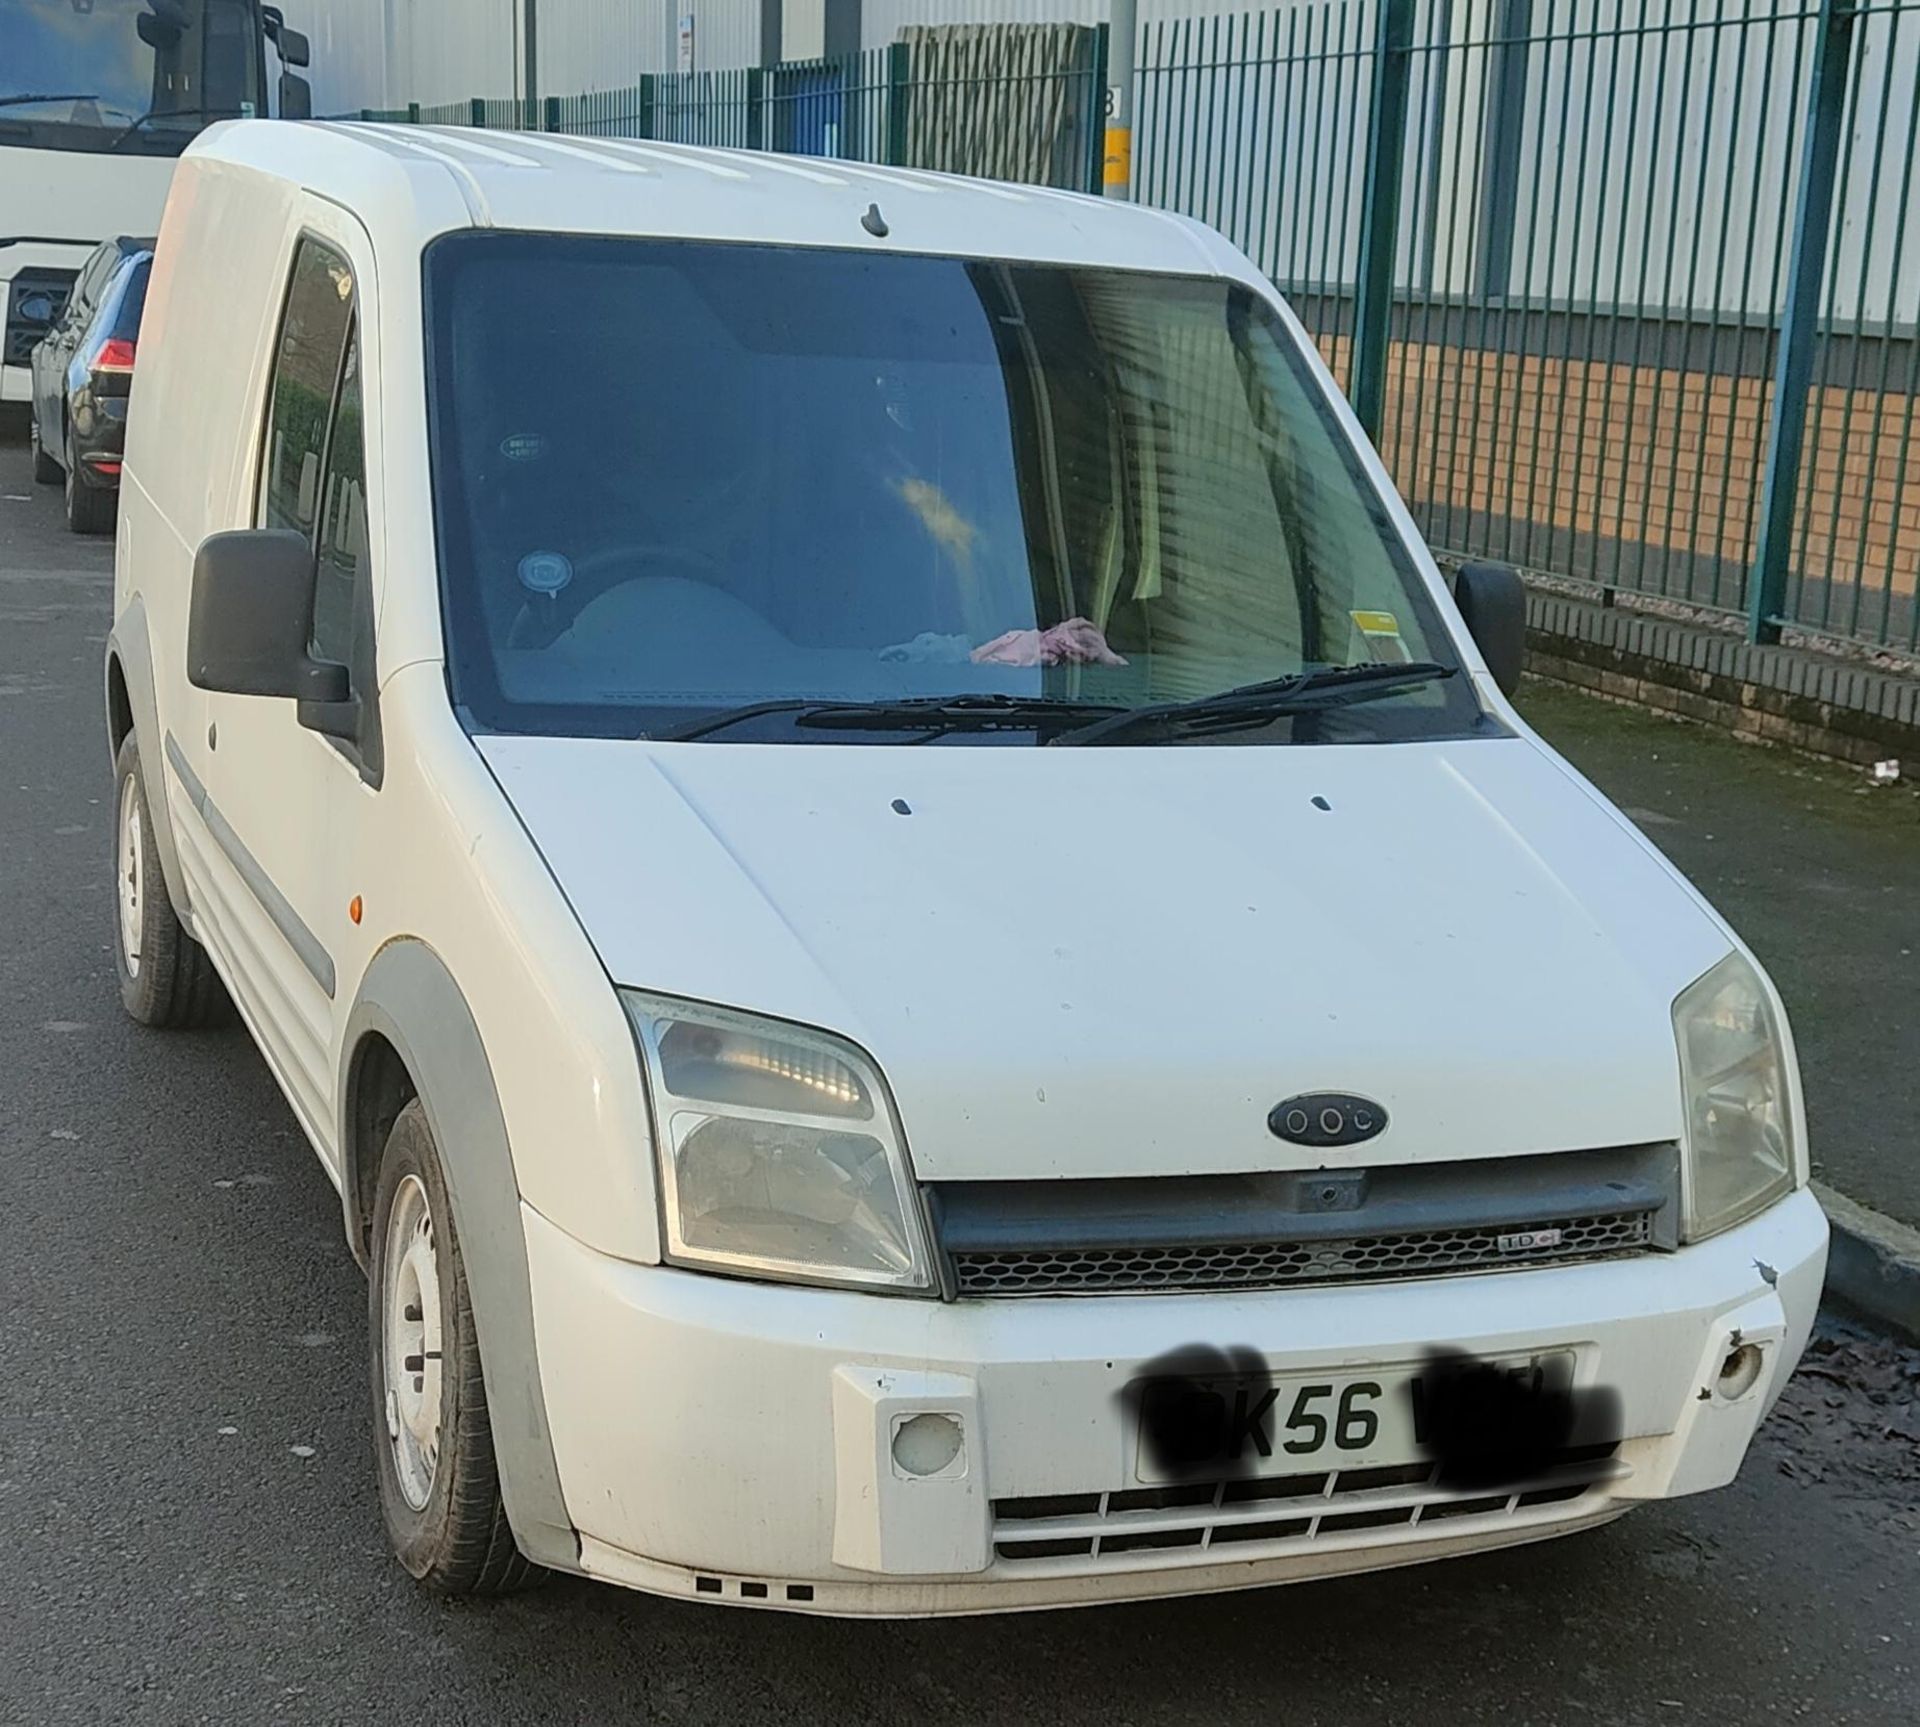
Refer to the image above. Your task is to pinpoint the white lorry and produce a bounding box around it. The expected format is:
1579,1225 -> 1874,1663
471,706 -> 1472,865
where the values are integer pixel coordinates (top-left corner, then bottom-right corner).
1,0 -> 309,402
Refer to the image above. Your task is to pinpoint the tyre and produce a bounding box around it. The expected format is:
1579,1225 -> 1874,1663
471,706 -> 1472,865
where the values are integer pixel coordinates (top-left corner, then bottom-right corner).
112,732 -> 230,1028
65,448 -> 116,535
369,1099 -> 546,1595
29,412 -> 60,484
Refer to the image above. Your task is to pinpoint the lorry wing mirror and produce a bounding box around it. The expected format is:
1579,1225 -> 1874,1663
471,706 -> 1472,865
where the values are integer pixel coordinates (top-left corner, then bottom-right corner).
188,530 -> 347,708
136,12 -> 180,50
279,72 -> 312,119
1452,560 -> 1527,697
276,27 -> 311,68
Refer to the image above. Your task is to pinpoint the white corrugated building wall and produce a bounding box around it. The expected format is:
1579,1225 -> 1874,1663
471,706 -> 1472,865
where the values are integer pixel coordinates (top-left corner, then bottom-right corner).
310,0 -> 1257,109
293,0 -> 400,114
301,0 -> 1914,328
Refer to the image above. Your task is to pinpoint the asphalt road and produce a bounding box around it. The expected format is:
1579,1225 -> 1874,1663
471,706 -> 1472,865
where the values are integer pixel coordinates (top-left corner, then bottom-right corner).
1,423 -> 1916,1726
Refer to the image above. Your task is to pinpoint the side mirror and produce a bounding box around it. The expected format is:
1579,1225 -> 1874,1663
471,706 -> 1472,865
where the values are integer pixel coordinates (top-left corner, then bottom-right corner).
279,72 -> 312,119
1452,560 -> 1528,697
136,13 -> 181,51
187,530 -> 355,737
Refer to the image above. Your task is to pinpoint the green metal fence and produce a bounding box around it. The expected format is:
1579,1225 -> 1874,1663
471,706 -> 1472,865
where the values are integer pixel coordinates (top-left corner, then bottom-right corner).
349,0 -> 1920,653
356,39 -> 1107,192
1135,0 -> 1920,653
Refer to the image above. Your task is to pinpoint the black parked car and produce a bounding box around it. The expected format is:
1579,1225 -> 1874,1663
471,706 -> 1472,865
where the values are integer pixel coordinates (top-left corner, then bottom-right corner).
29,236 -> 155,535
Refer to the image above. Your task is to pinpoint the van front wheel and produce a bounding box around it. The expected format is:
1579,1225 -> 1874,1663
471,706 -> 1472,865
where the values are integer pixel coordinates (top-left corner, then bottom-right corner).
368,1099 -> 547,1595
113,733 -> 229,1028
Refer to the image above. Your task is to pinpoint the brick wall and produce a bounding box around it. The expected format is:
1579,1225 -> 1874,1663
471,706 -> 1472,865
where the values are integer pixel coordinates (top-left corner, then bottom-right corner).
1523,590 -> 1920,767
1304,328 -> 1920,646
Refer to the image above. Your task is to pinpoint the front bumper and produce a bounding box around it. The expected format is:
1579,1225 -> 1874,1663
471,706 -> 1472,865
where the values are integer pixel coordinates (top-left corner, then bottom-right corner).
521,1187 -> 1826,1615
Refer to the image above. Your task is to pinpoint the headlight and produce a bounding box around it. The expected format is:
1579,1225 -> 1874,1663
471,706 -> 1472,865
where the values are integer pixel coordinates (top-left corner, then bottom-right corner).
1672,951 -> 1798,1240
621,992 -> 935,1292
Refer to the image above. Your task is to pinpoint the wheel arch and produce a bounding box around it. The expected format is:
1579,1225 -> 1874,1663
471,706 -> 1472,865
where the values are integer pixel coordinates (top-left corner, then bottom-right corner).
344,1028 -> 415,1261
104,600 -> 191,919
339,937 -> 577,1570
106,655 -> 133,757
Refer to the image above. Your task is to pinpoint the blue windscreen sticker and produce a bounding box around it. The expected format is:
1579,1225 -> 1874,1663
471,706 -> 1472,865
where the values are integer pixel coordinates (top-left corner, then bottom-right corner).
518,551 -> 573,595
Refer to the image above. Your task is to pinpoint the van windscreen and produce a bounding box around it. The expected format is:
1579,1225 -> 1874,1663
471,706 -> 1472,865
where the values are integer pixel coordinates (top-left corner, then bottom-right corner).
422,233 -> 1486,746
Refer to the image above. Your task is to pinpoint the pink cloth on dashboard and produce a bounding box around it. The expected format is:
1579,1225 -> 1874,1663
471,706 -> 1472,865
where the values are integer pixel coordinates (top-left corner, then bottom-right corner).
970,617 -> 1128,668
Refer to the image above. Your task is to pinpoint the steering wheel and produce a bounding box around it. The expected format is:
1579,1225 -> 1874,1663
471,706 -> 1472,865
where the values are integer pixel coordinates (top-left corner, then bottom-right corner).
505,543 -> 725,649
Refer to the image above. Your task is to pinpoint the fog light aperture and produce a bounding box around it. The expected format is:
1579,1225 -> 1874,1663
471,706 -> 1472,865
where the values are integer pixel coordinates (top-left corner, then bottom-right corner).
1716,1342 -> 1766,1401
891,1411 -> 966,1479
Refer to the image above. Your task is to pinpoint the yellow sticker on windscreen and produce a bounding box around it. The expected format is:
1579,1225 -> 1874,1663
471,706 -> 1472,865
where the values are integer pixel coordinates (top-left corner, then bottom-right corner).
1350,609 -> 1413,664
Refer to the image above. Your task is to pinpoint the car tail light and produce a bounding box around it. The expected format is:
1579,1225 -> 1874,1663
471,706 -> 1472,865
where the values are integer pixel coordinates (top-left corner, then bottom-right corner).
92,337 -> 137,374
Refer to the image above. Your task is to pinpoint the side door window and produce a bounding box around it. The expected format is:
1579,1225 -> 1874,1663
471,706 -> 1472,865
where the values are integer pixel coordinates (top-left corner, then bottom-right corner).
70,248 -> 110,322
73,245 -> 123,336
256,237 -> 382,780
259,239 -> 355,543
311,325 -> 365,669
108,257 -> 152,347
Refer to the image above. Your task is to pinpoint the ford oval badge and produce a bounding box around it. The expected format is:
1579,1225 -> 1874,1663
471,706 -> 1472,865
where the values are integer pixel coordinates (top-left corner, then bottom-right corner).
1268,1093 -> 1388,1148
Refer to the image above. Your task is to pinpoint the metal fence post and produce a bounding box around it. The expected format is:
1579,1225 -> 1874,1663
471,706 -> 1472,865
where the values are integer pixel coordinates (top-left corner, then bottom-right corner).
885,41 -> 911,166
1088,23 -> 1111,196
746,67 -> 766,151
406,101 -> 420,125
469,97 -> 487,128
1475,0 -> 1533,300
1104,1 -> 1134,196
1748,0 -> 1858,644
544,94 -> 560,132
1350,0 -> 1414,444
638,73 -> 656,141
524,0 -> 539,115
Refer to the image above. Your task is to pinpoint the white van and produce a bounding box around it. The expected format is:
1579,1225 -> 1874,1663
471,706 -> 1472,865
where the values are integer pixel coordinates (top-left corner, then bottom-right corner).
108,121 -> 1826,1614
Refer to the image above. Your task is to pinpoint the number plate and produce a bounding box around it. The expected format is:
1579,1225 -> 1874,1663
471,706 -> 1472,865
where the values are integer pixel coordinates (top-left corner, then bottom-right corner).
1131,1353 -> 1574,1483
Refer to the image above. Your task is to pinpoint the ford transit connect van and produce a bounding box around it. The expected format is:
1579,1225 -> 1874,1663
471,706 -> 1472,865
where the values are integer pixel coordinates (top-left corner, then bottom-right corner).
107,121 -> 1826,1614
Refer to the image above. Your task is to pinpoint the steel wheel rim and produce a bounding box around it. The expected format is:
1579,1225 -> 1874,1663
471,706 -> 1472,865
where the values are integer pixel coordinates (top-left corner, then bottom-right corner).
381,1172 -> 445,1511
117,772 -> 143,978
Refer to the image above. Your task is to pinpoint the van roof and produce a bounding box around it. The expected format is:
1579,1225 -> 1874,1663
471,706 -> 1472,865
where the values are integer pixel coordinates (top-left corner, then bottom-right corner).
182,120 -> 1238,277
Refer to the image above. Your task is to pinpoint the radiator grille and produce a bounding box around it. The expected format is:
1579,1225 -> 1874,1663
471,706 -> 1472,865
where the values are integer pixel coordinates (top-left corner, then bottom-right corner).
950,1210 -> 1652,1297
992,1450 -> 1624,1566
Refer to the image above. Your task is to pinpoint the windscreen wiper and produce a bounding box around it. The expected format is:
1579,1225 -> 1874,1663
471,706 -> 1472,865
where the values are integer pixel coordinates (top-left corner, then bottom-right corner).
1047,661 -> 1457,747
655,693 -> 1125,743
109,106 -> 227,150
0,94 -> 100,109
